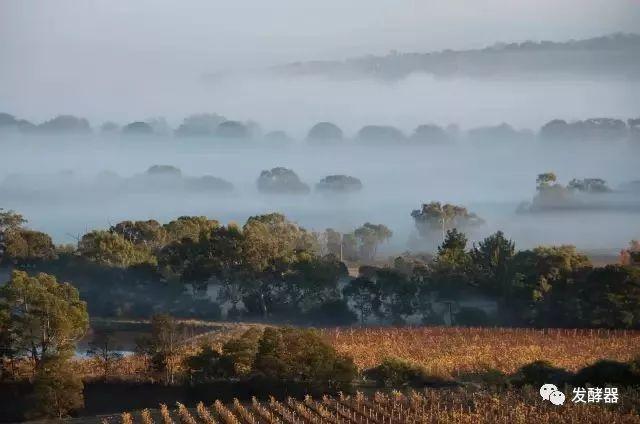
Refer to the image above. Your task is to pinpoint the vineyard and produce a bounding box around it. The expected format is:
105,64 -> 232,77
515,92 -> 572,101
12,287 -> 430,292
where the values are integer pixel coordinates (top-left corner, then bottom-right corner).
110,390 -> 640,424
61,326 -> 640,383
323,327 -> 640,378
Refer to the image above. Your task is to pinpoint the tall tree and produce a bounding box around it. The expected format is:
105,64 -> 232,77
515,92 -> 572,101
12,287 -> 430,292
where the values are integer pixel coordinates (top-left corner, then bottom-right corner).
353,223 -> 393,261
581,265 -> 640,328
375,269 -> 417,325
2,229 -> 56,266
163,216 -> 219,242
428,229 -> 474,301
0,271 -> 89,367
509,245 -> 592,326
0,209 -> 27,262
343,278 -> 380,324
471,231 -> 516,319
283,254 -> 347,313
240,214 -> 317,317
536,172 -> 557,189
411,202 -> 483,243
110,220 -> 167,249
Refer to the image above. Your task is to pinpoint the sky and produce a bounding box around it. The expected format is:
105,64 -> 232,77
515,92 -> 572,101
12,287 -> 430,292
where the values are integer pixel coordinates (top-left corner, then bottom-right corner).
1,0 -> 639,126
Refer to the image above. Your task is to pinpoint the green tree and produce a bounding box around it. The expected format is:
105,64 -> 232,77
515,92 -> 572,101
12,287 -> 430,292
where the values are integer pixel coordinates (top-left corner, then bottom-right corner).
354,223 -> 392,261
530,172 -> 573,211
284,254 -> 347,313
241,214 -> 317,317
343,277 -> 380,324
157,237 -> 200,282
163,216 -> 219,242
376,269 -> 417,325
3,229 -> 56,266
426,229 -> 474,302
0,208 -> 26,231
0,209 -> 27,263
220,327 -> 262,376
581,265 -> 640,328
190,225 -> 245,290
536,172 -> 557,189
242,213 -> 315,273
509,245 -> 591,326
79,230 -> 157,268
433,229 -> 472,275
184,328 -> 263,382
183,345 -> 227,382
471,231 -> 516,319
254,327 -> 356,386
0,271 -> 88,367
411,202 -> 483,243
110,219 -> 167,249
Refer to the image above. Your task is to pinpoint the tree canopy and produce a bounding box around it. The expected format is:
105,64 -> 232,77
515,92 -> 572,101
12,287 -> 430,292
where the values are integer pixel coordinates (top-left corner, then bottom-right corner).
257,167 -> 310,194
0,271 -> 89,366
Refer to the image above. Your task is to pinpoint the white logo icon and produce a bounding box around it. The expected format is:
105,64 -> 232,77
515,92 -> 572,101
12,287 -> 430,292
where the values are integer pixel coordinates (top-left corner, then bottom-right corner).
540,383 -> 558,401
549,390 -> 566,405
540,384 -> 565,406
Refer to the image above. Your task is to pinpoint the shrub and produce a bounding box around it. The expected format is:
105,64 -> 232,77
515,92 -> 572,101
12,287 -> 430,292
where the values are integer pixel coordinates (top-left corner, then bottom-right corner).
184,345 -> 233,382
364,357 -> 449,387
254,327 -> 357,386
514,360 -> 572,387
477,368 -> 510,387
29,357 -> 84,419
573,360 -> 640,387
457,367 -> 510,387
184,328 -> 265,381
222,328 -> 263,376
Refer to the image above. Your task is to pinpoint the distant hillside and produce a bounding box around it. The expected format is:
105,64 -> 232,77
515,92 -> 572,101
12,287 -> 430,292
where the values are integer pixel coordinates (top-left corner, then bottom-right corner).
274,33 -> 640,80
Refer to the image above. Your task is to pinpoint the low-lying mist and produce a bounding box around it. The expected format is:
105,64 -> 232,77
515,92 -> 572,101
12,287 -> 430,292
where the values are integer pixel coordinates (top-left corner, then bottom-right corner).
7,73 -> 639,137
1,132 -> 638,256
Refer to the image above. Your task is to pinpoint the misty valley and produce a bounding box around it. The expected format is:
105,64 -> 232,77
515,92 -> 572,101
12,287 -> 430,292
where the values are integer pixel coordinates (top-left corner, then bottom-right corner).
1,113 -> 639,255
2,16 -> 640,422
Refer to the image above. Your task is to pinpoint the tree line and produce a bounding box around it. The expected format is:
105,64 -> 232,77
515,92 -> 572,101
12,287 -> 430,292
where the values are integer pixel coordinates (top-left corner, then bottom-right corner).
2,111 -> 639,144
1,207 -> 639,329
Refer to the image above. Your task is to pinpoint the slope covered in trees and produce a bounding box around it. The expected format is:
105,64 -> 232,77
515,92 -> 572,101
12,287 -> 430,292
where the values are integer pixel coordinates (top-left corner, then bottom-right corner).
275,33 -> 640,80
